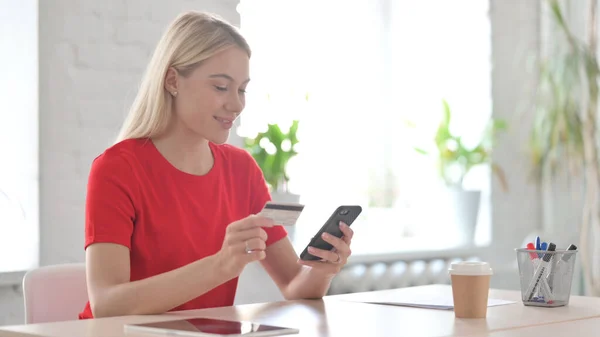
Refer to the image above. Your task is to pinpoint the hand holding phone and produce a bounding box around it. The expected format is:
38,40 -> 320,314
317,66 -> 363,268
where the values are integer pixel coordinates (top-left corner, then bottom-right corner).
299,205 -> 362,261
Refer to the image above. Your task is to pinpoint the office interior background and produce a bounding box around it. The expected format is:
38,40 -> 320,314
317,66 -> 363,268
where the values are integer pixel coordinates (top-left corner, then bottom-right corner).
0,0 -> 595,326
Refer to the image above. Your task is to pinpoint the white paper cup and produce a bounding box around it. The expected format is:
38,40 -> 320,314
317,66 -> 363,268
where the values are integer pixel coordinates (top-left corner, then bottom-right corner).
449,262 -> 493,318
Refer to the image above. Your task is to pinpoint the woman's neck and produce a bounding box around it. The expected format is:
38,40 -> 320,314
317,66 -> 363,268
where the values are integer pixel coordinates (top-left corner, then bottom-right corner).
151,128 -> 214,176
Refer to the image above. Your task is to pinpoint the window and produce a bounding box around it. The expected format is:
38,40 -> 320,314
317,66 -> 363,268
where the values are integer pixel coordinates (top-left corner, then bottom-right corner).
237,0 -> 492,254
0,0 -> 39,272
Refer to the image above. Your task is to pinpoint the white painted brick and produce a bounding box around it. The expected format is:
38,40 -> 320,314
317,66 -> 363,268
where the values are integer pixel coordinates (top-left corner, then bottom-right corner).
148,1 -> 235,23
80,0 -> 127,19
124,0 -> 153,19
0,286 -> 24,326
38,42 -> 76,87
66,66 -> 141,100
78,126 -> 121,158
51,177 -> 88,210
75,42 -> 150,71
147,2 -> 194,22
76,99 -> 129,129
40,202 -> 85,266
115,19 -> 167,47
39,0 -> 84,20
40,150 -> 83,180
60,14 -> 117,43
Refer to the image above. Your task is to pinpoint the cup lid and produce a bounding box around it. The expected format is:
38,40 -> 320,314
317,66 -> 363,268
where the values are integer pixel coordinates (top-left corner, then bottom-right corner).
448,261 -> 493,276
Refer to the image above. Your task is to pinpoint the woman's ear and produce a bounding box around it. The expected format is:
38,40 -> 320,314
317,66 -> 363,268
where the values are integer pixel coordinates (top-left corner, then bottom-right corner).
164,67 -> 179,96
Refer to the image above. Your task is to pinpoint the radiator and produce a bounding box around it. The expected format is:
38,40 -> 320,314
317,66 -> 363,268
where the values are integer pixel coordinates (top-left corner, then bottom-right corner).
328,249 -> 482,295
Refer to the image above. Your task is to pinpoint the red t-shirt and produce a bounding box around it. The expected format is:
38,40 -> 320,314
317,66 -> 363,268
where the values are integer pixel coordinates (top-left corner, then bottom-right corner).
78,138 -> 287,319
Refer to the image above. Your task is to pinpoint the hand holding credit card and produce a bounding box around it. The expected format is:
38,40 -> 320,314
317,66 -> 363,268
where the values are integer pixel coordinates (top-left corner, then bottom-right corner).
258,201 -> 305,226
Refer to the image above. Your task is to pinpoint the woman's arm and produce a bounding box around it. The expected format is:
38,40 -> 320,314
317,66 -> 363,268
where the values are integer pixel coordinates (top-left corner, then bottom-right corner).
86,243 -> 224,317
87,215 -> 274,318
260,238 -> 333,300
261,222 -> 354,300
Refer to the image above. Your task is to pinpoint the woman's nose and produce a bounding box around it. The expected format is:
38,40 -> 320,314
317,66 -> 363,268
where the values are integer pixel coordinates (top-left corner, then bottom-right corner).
225,92 -> 244,113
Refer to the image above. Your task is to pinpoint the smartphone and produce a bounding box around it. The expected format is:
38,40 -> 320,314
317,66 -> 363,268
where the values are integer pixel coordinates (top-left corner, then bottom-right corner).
299,205 -> 362,261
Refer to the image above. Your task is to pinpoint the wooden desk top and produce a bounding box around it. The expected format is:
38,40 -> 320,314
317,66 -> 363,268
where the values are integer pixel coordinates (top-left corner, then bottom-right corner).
1,285 -> 600,337
479,317 -> 600,337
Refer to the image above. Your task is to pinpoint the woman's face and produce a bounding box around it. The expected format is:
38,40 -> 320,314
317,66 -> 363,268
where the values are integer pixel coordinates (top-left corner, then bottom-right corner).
166,46 -> 250,144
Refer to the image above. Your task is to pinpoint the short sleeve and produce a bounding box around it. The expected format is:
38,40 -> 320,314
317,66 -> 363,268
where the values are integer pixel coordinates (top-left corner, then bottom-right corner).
247,155 -> 288,246
84,152 -> 138,250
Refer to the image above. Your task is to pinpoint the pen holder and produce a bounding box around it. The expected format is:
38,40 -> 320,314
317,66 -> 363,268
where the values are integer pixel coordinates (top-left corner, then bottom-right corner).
515,248 -> 578,307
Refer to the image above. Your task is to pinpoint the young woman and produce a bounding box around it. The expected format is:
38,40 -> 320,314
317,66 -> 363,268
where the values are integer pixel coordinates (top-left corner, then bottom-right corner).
79,11 -> 354,319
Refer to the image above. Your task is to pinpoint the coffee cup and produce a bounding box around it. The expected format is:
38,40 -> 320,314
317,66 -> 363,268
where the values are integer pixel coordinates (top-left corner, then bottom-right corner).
448,261 -> 493,318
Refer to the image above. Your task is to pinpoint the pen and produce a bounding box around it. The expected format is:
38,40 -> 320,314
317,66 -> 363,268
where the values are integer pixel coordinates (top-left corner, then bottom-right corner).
525,243 -> 556,303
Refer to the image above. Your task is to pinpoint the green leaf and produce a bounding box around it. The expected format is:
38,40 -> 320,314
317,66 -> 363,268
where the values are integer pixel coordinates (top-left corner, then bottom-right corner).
442,99 -> 451,126
243,119 -> 301,192
414,148 -> 429,155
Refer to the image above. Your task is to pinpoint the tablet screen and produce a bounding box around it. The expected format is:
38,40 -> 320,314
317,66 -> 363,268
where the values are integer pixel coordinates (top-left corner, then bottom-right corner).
125,317 -> 299,337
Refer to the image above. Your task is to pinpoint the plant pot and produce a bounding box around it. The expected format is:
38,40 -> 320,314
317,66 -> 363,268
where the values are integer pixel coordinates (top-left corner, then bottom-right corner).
270,191 -> 300,203
446,186 -> 481,247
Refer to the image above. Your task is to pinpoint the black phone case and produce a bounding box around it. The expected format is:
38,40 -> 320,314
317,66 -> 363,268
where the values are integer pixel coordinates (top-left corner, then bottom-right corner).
299,205 -> 362,261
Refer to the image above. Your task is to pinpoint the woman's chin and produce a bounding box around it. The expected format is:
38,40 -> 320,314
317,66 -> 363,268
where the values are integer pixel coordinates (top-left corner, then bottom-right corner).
208,131 -> 230,145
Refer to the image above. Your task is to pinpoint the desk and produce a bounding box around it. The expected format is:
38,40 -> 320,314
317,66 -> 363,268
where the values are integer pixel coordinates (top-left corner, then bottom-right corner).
481,317 -> 600,336
1,285 -> 600,337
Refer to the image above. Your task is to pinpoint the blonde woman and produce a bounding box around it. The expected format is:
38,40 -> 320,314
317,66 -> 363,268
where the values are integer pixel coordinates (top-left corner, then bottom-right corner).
79,11 -> 354,319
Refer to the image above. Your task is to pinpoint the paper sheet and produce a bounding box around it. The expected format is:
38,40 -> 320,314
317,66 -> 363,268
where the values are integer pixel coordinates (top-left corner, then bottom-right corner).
342,294 -> 516,310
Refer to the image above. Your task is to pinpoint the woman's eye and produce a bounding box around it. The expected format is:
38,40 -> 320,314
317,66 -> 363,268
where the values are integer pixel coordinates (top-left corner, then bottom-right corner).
215,86 -> 227,91
239,89 -> 247,94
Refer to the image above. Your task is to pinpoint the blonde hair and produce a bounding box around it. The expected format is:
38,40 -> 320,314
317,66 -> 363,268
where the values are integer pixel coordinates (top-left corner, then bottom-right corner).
115,11 -> 251,143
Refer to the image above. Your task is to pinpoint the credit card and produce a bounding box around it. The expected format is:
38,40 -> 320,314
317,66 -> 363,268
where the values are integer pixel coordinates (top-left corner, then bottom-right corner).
258,202 -> 305,226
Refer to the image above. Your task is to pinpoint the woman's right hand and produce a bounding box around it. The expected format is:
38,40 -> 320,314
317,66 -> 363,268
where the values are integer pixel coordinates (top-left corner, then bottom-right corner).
216,215 -> 275,278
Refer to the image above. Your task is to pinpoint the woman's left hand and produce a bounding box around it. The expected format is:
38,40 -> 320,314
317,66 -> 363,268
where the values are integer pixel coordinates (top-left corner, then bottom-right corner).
298,221 -> 353,275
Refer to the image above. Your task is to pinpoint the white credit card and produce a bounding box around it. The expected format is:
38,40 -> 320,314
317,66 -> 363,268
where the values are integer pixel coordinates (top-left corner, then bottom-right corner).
258,201 -> 305,226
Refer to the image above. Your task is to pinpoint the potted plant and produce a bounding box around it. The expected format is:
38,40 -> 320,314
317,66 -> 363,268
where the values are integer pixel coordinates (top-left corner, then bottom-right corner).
244,120 -> 300,203
414,100 -> 508,245
529,0 -> 600,296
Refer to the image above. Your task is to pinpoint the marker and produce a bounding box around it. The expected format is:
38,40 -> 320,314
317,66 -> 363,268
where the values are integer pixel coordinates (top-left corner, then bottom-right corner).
548,244 -> 578,292
525,242 -> 556,304
526,242 -> 540,269
536,236 -> 542,258
562,244 -> 578,262
526,242 -> 542,299
540,242 -> 550,278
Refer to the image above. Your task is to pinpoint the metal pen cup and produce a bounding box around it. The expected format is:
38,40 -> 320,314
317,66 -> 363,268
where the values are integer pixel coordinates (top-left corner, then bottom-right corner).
515,247 -> 578,307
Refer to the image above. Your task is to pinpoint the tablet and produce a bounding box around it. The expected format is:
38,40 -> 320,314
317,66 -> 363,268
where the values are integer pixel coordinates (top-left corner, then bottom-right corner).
124,318 -> 299,337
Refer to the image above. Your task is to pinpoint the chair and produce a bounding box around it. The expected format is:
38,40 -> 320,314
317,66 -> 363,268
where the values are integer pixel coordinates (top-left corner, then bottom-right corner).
22,263 -> 88,324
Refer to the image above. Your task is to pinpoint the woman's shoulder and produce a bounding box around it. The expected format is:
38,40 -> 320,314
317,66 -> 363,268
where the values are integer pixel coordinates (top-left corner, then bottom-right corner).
211,142 -> 256,166
91,138 -> 149,173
